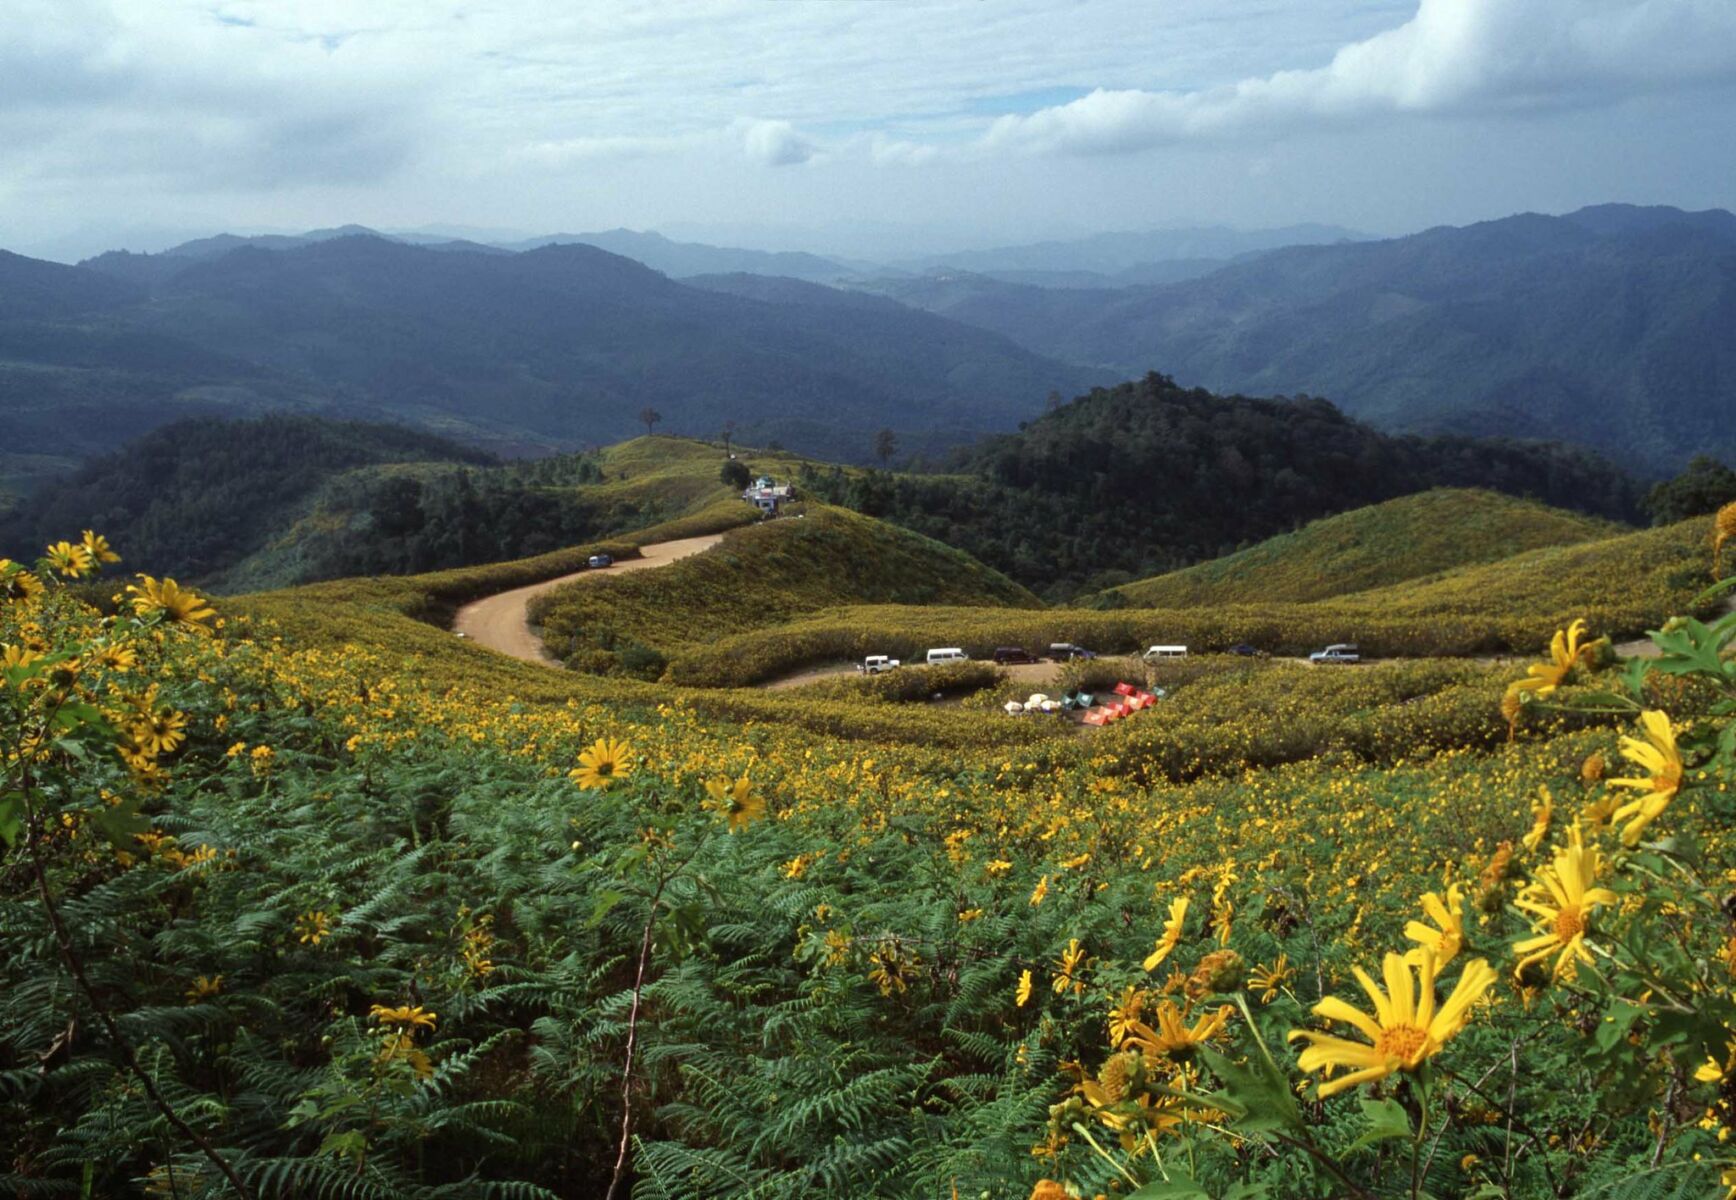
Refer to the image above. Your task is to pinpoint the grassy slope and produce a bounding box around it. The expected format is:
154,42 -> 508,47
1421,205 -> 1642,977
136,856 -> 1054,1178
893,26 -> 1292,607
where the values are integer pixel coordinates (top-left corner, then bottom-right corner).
1101,488 -> 1618,607
529,503 -> 1040,666
216,435 -> 829,591
668,516 -> 1714,685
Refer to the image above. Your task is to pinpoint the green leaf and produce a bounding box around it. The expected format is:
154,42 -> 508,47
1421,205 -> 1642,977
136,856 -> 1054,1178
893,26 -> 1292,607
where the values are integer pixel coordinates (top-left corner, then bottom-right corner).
0,794 -> 21,848
588,888 -> 626,928
1195,1044 -> 1303,1134
1346,1095 -> 1411,1152
1126,1180 -> 1213,1199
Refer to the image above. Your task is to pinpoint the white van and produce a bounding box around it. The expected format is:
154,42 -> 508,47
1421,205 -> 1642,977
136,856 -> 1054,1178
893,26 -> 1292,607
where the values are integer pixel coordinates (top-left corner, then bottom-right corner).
1142,645 -> 1188,661
926,647 -> 968,665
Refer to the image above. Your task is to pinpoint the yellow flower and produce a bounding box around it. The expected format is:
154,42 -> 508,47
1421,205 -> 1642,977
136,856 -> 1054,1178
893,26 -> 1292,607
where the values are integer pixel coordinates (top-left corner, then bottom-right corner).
43,541 -> 93,578
1522,788 -> 1553,854
704,774 -> 765,832
1404,885 -> 1466,967
1143,897 -> 1188,971
569,737 -> 633,790
126,575 -> 216,633
1248,954 -> 1296,1004
1715,500 -> 1736,576
1125,999 -> 1231,1060
985,859 -> 1012,875
1288,950 -> 1496,1098
1108,986 -> 1147,1045
1511,618 -> 1591,699
1016,968 -> 1034,1008
1029,874 -> 1049,906
81,530 -> 121,565
1,560 -> 45,601
295,910 -> 333,946
1607,710 -> 1683,846
369,1003 -> 438,1030
128,707 -> 188,758
93,642 -> 136,672
185,974 -> 223,1002
1512,823 -> 1617,979
1052,938 -> 1088,996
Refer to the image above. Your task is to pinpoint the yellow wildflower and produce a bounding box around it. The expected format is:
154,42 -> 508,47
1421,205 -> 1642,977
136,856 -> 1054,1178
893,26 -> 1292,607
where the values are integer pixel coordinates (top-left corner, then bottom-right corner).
1143,897 -> 1188,971
1522,788 -> 1552,853
1607,710 -> 1683,845
704,774 -> 765,832
1289,950 -> 1496,1098
1512,823 -> 1617,979
369,1004 -> 438,1030
1029,874 -> 1049,906
126,575 -> 216,633
569,737 -> 632,790
1015,968 -> 1033,1008
1248,954 -> 1296,1004
1052,938 -> 1088,996
1404,884 -> 1466,967
1511,618 -> 1591,699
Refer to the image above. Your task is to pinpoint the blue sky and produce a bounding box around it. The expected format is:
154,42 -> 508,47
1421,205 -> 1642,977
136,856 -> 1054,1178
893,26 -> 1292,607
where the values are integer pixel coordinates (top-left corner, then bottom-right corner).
3,0 -> 1733,260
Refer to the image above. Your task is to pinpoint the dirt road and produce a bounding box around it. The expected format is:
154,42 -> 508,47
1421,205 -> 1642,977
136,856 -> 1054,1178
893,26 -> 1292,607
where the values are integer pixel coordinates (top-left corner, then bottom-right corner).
452,534 -> 725,666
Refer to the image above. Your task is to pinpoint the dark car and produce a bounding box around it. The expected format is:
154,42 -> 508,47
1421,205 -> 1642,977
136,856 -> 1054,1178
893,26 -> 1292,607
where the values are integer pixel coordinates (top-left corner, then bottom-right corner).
992,646 -> 1040,665
1228,643 -> 1264,657
1047,643 -> 1096,662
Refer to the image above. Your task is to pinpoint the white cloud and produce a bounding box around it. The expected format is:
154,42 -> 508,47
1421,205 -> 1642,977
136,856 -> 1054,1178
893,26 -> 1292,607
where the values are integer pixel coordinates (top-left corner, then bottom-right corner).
980,0 -> 1736,156
734,118 -> 815,167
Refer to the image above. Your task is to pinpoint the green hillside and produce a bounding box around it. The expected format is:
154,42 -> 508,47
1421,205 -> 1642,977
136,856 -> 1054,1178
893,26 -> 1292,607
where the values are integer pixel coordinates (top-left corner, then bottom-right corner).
530,503 -> 1039,677
0,425 -> 821,592
1102,488 -> 1618,607
804,372 -> 1640,600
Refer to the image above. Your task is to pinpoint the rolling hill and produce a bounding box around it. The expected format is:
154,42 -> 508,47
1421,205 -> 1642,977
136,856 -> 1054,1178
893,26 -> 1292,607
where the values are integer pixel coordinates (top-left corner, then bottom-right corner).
0,233 -> 1101,465
1100,488 -> 1617,607
0,421 -> 822,592
800,372 -> 1640,600
850,204 -> 1736,473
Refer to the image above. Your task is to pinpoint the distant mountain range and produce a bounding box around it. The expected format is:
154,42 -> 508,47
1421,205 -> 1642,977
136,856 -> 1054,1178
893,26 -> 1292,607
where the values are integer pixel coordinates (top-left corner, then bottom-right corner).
0,234 -> 1102,466
848,204 -> 1736,473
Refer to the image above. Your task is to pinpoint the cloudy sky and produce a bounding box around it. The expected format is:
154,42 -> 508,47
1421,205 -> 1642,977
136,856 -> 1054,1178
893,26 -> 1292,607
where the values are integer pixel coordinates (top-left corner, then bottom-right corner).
4,0 -> 1734,260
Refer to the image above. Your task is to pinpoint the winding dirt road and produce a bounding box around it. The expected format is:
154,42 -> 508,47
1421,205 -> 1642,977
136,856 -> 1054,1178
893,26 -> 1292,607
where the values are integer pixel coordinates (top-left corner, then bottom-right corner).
452,534 -> 725,666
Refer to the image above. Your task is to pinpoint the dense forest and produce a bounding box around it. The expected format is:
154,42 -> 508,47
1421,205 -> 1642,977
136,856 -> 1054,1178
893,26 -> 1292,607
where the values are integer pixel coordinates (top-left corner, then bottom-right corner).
0,416 -> 495,586
802,373 -> 1644,600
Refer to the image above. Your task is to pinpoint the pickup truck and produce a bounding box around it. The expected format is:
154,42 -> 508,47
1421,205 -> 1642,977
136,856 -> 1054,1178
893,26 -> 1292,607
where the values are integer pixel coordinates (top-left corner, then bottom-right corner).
1309,643 -> 1361,664
858,655 -> 901,674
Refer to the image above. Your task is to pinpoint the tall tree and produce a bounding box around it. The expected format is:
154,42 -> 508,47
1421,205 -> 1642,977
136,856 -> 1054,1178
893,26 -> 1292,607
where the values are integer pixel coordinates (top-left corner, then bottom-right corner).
874,428 -> 897,467
639,408 -> 663,437
720,421 -> 736,456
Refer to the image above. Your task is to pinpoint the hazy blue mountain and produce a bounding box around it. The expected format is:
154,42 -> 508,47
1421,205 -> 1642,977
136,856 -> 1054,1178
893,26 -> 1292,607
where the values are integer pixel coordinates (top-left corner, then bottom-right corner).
892,223 -> 1365,275
2,234 -> 1102,465
853,205 -> 1736,473
505,229 -> 856,282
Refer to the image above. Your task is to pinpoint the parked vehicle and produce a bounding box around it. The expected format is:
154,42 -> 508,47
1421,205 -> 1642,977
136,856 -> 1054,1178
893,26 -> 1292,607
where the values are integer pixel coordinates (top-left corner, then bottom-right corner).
587,553 -> 614,568
1142,644 -> 1188,661
992,646 -> 1040,665
1047,643 -> 1096,662
858,655 -> 901,674
926,647 -> 969,665
1228,643 -> 1264,657
1309,643 -> 1361,664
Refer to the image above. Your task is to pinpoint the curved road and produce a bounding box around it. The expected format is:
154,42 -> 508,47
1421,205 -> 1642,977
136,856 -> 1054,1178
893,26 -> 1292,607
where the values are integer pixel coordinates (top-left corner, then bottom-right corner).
452,534 -> 725,666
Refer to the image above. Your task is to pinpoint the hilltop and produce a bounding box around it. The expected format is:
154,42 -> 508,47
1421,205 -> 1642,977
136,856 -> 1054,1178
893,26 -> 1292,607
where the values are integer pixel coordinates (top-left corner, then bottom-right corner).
802,372 -> 1640,600
1101,488 -> 1617,607
851,204 -> 1736,472
0,422 -> 818,592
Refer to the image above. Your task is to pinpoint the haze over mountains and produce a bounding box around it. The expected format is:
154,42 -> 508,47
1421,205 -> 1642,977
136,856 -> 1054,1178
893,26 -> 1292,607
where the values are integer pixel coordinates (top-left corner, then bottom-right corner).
851,204 -> 1736,473
0,202 -> 1729,486
0,234 -> 1100,467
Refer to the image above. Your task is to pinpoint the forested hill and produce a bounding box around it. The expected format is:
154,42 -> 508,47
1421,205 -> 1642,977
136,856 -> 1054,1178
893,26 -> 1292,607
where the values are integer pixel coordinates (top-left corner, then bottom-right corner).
801,373 -> 1642,600
0,416 -> 493,585
0,233 -> 1099,466
850,204 -> 1736,473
